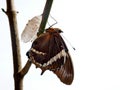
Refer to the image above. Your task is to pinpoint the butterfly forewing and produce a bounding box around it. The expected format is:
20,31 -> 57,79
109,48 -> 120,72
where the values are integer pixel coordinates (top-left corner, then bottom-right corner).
27,28 -> 74,85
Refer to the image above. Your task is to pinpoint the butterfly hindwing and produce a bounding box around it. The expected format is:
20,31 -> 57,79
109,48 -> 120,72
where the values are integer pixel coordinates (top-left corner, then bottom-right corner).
50,30 -> 74,85
53,53 -> 74,85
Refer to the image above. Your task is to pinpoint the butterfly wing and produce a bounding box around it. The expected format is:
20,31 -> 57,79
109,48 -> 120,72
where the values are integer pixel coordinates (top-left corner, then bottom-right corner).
50,32 -> 74,85
53,53 -> 74,85
27,28 -> 74,85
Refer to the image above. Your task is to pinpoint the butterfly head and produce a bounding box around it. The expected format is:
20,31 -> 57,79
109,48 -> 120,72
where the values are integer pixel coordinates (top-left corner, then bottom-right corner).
46,28 -> 63,33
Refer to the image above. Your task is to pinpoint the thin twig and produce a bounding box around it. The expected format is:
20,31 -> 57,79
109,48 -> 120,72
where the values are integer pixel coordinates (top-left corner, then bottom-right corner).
37,0 -> 53,36
18,60 -> 32,77
19,0 -> 54,78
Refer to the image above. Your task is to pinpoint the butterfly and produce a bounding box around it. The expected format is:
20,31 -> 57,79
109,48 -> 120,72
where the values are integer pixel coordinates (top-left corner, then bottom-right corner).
26,27 -> 74,85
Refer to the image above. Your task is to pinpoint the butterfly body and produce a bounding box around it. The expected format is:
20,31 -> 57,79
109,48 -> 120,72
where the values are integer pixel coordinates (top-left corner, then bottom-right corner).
27,28 -> 74,85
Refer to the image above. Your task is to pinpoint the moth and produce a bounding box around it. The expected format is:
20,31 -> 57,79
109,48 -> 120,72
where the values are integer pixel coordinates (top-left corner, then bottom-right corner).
27,28 -> 74,85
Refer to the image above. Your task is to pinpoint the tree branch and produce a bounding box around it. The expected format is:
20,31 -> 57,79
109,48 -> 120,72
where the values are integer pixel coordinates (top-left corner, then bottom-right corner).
18,0 -> 54,78
2,0 -> 54,90
18,0 -> 54,77
18,60 -> 32,77
3,0 -> 23,90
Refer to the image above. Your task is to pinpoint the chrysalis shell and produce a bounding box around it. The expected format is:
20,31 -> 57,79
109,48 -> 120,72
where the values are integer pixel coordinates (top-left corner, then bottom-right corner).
21,15 -> 42,43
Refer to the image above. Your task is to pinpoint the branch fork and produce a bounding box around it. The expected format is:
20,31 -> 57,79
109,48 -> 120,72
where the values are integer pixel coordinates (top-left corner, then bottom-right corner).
2,0 -> 54,90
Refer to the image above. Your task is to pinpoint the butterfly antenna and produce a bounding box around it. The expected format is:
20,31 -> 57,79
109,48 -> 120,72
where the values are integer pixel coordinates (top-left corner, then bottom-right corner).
61,34 -> 76,50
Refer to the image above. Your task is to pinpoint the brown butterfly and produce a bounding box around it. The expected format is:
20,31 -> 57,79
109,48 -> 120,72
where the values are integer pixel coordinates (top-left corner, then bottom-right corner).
27,28 -> 74,85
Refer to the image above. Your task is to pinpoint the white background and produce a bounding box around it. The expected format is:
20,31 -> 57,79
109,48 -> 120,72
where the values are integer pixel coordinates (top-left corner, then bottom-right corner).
0,0 -> 120,90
